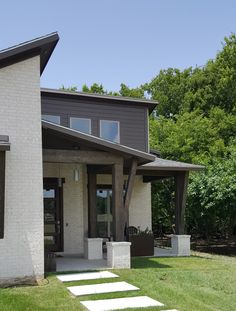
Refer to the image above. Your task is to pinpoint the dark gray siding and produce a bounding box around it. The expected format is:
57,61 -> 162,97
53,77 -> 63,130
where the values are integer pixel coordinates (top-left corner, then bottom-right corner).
41,95 -> 149,152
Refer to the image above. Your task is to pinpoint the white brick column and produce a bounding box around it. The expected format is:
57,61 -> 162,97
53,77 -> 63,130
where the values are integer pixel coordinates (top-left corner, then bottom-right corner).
106,242 -> 131,269
84,238 -> 103,260
171,235 -> 191,256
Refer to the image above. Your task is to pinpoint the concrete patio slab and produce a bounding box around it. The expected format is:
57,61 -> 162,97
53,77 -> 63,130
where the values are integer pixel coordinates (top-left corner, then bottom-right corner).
57,271 -> 118,282
56,254 -> 107,272
67,281 -> 139,296
81,296 -> 164,311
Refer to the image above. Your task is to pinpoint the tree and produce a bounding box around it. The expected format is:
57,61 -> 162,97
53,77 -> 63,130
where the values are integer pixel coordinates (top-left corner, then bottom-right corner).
146,34 -> 236,116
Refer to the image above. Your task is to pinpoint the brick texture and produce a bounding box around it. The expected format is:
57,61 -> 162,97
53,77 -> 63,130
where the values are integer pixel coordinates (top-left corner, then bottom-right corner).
0,57 -> 44,284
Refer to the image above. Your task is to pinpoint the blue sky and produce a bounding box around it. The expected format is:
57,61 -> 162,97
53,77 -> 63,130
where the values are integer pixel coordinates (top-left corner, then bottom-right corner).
1,0 -> 236,92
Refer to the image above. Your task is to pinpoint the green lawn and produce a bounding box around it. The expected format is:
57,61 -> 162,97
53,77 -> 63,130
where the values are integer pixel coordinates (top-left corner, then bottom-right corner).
0,252 -> 235,311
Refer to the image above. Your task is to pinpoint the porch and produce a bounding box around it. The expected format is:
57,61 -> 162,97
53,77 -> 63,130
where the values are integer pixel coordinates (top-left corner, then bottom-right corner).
42,120 -> 203,262
55,245 -> 184,272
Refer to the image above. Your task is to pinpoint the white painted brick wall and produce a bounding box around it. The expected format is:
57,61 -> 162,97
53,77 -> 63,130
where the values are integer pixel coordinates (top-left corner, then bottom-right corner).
0,57 -> 44,284
97,174 -> 152,231
43,163 -> 86,255
129,176 -> 152,231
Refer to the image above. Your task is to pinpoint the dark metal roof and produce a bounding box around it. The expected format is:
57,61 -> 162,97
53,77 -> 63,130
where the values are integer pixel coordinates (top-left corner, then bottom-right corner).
0,32 -> 59,74
41,88 -> 158,113
138,157 -> 205,172
0,136 -> 10,151
42,120 -> 155,165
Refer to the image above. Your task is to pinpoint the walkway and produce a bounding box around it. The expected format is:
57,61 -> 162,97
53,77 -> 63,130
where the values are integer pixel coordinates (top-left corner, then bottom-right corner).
57,271 -> 178,311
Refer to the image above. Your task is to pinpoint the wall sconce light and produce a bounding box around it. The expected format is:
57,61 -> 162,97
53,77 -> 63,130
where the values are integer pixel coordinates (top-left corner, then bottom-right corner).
74,169 -> 79,182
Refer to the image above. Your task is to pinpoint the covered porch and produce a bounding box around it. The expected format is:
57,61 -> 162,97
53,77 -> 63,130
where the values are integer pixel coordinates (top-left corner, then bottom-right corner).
42,120 -> 203,264
42,120 -> 154,258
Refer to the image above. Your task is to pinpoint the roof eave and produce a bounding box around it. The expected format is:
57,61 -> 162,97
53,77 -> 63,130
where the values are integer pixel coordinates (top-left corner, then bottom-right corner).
0,32 -> 59,75
41,88 -> 158,113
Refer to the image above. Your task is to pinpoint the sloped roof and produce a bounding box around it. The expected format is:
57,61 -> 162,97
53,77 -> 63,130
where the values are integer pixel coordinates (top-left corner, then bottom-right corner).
42,120 -> 155,165
138,157 -> 204,171
0,32 -> 59,74
41,88 -> 158,114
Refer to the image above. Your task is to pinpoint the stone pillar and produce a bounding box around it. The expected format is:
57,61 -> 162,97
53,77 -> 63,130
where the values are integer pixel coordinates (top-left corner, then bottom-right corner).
84,238 -> 103,260
171,235 -> 191,256
106,242 -> 131,269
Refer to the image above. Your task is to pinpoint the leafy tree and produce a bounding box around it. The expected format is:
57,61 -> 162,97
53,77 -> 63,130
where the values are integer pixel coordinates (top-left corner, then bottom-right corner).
186,148 -> 236,238
146,34 -> 236,116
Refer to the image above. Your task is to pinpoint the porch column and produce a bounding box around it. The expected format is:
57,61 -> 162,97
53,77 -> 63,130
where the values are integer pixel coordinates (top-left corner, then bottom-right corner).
112,161 -> 124,241
174,171 -> 189,235
88,172 -> 97,238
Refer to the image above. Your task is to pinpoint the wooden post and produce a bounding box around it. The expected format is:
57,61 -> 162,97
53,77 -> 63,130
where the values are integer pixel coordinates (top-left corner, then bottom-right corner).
175,171 -> 189,235
88,171 -> 97,238
112,162 -> 124,241
0,152 -> 6,239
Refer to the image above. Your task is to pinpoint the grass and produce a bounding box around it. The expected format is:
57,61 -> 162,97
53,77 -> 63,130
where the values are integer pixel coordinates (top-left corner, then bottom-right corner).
0,252 -> 235,311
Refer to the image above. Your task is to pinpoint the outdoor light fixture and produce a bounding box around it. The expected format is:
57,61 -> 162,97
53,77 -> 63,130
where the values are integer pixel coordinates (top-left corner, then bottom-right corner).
74,168 -> 79,182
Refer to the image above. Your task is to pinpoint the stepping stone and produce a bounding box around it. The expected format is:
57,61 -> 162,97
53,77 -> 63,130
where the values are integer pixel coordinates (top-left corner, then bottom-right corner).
81,296 -> 164,311
57,271 -> 118,282
67,281 -> 139,296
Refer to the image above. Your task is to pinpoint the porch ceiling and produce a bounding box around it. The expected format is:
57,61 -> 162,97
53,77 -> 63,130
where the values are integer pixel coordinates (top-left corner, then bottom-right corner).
42,120 -> 155,165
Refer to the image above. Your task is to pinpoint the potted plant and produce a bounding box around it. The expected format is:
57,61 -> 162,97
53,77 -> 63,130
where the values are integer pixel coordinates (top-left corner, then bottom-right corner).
128,227 -> 154,256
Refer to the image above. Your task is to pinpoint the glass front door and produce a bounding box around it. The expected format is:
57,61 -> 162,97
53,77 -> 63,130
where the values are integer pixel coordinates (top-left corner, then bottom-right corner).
43,179 -> 63,252
96,189 -> 113,238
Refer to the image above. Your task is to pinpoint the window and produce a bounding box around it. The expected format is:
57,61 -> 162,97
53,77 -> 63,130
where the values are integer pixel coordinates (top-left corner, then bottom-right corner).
42,114 -> 60,125
70,117 -> 91,134
96,189 -> 113,238
100,120 -> 120,143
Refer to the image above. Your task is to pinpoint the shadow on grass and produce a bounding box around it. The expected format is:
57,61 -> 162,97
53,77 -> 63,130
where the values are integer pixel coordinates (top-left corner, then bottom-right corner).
131,257 -> 172,269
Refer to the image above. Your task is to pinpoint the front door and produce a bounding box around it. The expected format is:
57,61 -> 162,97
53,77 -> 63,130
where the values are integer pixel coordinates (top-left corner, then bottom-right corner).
43,178 -> 63,252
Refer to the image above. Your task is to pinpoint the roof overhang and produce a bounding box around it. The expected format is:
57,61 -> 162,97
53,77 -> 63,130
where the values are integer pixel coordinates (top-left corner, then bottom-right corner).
0,136 -> 10,151
41,88 -> 158,114
0,32 -> 59,75
42,120 -> 155,165
138,157 -> 204,175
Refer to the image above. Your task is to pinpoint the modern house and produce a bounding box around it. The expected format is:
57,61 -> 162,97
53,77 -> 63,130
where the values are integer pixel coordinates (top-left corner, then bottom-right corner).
0,33 -> 203,286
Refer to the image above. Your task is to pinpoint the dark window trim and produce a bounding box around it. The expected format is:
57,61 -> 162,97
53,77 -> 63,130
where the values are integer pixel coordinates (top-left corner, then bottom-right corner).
43,177 -> 64,252
0,151 -> 6,239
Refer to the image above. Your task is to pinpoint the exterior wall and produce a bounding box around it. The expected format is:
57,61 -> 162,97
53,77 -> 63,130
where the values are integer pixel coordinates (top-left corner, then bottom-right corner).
97,174 -> 152,231
129,176 -> 152,231
41,95 -> 149,152
43,163 -> 87,255
0,57 -> 43,285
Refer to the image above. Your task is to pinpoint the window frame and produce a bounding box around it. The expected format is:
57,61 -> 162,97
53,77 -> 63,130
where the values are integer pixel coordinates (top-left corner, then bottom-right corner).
99,120 -> 120,143
0,151 -> 6,239
42,114 -> 61,125
70,117 -> 92,135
